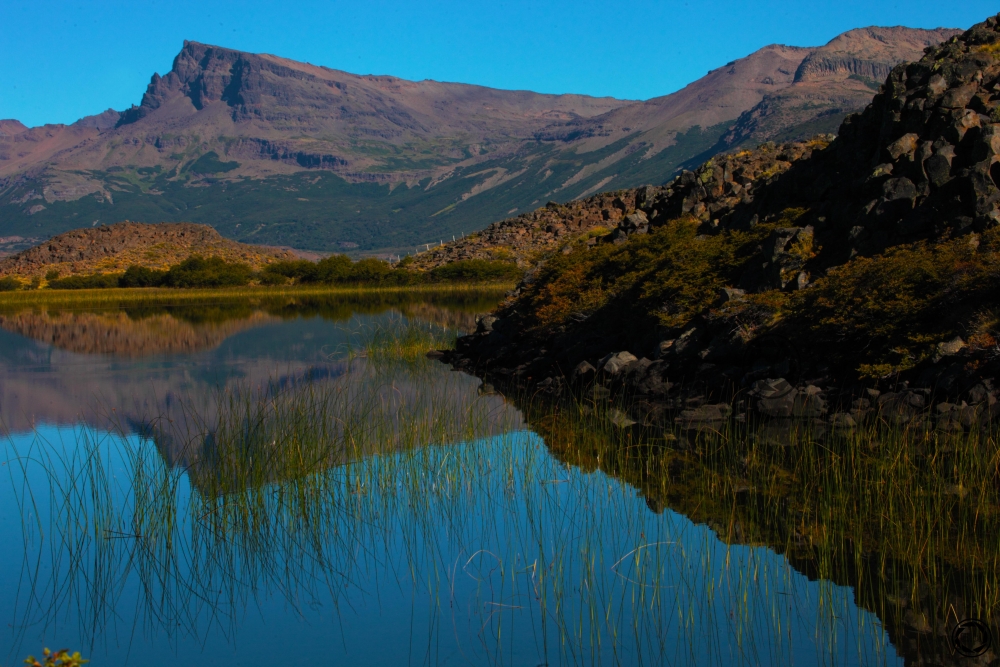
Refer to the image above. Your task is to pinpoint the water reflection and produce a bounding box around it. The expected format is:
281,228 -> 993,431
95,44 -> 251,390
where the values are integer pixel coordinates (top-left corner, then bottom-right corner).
516,397 -> 1000,667
0,293 -> 497,435
0,293 -> 973,665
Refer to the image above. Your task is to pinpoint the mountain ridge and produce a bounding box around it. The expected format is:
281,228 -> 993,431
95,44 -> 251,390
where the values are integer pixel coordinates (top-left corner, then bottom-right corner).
0,26 -> 959,252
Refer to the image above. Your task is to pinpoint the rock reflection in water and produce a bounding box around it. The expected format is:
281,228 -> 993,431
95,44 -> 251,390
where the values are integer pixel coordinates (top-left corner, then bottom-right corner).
0,293 -> 917,666
516,394 -> 1000,667
0,309 -> 276,357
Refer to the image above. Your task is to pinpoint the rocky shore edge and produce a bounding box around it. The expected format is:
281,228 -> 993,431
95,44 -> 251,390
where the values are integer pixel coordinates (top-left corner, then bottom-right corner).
434,318 -> 1000,436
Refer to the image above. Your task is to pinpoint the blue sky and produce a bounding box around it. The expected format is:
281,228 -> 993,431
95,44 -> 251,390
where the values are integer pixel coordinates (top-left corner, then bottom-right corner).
3,0 -> 998,127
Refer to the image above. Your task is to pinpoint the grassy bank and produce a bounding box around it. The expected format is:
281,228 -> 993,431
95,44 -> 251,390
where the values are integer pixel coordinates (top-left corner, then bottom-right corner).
0,281 -> 514,309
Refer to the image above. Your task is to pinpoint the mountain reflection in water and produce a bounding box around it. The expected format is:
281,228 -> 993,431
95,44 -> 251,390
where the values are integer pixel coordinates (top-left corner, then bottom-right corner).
0,293 -> 979,666
0,293 -> 493,435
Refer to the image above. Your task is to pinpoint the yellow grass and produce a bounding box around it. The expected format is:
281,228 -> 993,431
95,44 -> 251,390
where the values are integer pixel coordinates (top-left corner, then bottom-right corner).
0,282 -> 514,308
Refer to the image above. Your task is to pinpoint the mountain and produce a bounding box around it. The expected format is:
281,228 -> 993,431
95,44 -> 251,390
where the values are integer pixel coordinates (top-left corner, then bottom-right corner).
444,12 -> 1000,417
0,28 -> 957,253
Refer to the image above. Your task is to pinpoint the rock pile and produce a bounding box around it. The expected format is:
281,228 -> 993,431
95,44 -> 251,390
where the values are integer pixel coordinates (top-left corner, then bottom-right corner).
410,191 -> 637,270
0,221 -> 296,279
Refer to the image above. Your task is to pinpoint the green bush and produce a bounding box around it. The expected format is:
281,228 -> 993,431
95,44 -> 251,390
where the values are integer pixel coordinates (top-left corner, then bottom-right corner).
0,276 -> 22,292
120,265 -> 168,287
348,258 -> 392,283
429,259 -> 521,283
162,256 -> 254,287
314,255 -> 354,283
262,260 -> 320,283
47,273 -> 121,289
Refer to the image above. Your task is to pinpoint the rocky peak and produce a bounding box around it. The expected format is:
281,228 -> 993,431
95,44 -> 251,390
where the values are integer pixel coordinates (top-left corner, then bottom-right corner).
71,109 -> 122,131
117,41 -> 304,125
0,120 -> 28,137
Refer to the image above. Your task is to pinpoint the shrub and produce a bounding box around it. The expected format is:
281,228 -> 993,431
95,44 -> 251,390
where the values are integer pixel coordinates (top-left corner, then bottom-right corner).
348,258 -> 392,283
44,269 -> 60,281
514,216 -> 774,330
0,276 -> 22,292
24,648 -> 88,667
119,265 -> 168,287
785,230 -> 1000,376
313,255 -> 353,283
189,151 -> 239,175
262,260 -> 320,283
429,259 -> 522,283
162,255 -> 254,287
47,273 -> 120,289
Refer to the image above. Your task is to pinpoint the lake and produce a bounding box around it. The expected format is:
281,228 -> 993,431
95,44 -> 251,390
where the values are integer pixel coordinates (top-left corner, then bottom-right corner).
0,291 -> 991,666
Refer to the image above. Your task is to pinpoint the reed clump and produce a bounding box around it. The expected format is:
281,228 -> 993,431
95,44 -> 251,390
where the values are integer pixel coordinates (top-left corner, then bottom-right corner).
6,365 -> 905,666
520,391 -> 1000,659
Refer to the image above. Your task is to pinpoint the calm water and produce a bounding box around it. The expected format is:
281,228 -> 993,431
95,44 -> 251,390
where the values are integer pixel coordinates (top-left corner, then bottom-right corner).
0,295 -> 903,666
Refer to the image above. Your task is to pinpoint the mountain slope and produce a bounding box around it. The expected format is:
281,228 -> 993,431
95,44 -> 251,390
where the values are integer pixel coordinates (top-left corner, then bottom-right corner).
446,12 -> 1000,415
0,27 -> 958,252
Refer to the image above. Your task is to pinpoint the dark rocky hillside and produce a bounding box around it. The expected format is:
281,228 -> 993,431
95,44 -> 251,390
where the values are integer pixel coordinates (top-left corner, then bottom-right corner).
444,14 -> 1000,430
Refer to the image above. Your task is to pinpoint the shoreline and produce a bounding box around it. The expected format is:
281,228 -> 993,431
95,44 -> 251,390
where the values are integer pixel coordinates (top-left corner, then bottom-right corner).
0,282 -> 514,308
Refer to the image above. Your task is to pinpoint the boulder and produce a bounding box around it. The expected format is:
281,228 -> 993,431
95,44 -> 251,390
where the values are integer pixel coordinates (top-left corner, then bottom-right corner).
933,336 -> 966,362
600,351 -> 638,375
475,315 -> 499,333
750,378 -> 798,417
572,361 -> 596,385
676,403 -> 729,424
829,413 -> 857,430
609,408 -> 636,428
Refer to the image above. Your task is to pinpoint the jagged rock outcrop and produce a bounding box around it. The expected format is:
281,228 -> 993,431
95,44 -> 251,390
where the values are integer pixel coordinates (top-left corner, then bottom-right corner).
619,21 -> 1000,287
719,27 -> 962,148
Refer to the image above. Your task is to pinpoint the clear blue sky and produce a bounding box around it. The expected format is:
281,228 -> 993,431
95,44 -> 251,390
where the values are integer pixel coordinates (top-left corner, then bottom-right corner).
3,0 -> 998,127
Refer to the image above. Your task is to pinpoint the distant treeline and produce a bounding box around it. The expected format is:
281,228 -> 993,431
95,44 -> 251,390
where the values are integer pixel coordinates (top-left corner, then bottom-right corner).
0,255 -> 522,291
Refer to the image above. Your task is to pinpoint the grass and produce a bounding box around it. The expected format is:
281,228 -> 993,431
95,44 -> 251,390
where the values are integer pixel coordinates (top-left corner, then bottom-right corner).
0,281 -> 514,309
